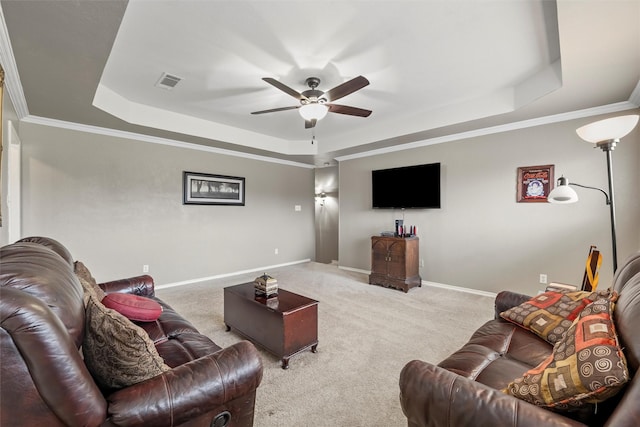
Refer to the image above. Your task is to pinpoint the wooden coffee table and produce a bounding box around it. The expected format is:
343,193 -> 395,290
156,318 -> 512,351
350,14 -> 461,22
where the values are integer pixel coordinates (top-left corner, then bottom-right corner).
224,282 -> 318,369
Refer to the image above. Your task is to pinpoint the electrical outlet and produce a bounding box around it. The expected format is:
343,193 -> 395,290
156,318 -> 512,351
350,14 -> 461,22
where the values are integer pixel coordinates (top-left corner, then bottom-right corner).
274,248 -> 279,255
539,274 -> 547,284
420,259 -> 424,268
143,265 -> 149,273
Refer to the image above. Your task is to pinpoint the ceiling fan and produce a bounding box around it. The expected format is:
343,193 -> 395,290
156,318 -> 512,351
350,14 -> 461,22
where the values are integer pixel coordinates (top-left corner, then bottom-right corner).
251,75 -> 372,129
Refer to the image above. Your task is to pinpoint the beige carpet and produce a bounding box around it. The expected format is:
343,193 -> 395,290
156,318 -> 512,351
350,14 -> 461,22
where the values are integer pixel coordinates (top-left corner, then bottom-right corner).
156,262 -> 495,427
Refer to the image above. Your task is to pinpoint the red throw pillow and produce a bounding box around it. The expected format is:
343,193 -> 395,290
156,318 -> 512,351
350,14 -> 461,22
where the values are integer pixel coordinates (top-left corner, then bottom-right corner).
102,293 -> 163,322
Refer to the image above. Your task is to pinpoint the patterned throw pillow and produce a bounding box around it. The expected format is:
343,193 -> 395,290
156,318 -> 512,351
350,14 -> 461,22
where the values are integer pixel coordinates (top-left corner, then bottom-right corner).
504,293 -> 629,411
74,261 -> 106,303
500,289 -> 609,344
83,293 -> 171,390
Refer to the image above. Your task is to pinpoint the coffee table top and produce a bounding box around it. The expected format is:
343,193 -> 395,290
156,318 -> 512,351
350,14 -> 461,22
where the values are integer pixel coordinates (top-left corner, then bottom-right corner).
224,282 -> 318,314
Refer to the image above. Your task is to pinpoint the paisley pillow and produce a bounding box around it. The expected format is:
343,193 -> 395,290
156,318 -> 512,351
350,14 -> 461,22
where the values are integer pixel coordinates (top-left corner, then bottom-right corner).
82,293 -> 170,390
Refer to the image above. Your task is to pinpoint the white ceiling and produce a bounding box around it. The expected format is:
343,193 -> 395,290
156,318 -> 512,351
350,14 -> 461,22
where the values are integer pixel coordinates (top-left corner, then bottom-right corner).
1,0 -> 639,166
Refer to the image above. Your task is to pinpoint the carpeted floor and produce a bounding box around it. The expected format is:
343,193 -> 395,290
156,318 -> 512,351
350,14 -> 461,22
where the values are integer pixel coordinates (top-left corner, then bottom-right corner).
156,262 -> 495,427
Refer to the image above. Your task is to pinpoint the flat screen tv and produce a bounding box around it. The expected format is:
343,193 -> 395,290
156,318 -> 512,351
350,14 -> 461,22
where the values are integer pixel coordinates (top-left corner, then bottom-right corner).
371,163 -> 441,209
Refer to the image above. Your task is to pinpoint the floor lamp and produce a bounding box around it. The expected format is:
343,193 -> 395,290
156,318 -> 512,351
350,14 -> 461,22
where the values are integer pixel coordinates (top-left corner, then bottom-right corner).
548,114 -> 639,273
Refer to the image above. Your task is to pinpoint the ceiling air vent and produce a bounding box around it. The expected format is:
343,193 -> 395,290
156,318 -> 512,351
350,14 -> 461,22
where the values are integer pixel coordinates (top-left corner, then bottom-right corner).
155,72 -> 182,90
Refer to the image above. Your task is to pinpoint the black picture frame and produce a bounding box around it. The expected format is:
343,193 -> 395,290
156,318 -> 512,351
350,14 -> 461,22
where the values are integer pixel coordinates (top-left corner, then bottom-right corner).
183,171 -> 245,205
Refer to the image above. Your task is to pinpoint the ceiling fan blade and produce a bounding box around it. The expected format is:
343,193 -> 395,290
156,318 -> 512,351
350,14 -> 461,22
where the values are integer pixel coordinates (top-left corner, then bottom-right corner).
328,104 -> 372,117
251,105 -> 300,115
305,119 -> 317,129
262,77 -> 308,101
324,75 -> 370,102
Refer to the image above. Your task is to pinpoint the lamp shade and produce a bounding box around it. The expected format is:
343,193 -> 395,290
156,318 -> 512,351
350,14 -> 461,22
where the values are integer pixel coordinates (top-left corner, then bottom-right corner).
576,114 -> 639,143
299,103 -> 329,121
548,177 -> 579,204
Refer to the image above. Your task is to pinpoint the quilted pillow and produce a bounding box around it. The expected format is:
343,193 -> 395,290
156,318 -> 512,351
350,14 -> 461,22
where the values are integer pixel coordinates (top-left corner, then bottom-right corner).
102,293 -> 163,322
504,292 -> 629,411
83,293 -> 171,390
500,289 -> 610,344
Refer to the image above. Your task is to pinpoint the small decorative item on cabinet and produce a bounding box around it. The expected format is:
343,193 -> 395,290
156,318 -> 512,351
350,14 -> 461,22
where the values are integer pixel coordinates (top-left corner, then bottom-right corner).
397,225 -> 417,237
254,273 -> 278,298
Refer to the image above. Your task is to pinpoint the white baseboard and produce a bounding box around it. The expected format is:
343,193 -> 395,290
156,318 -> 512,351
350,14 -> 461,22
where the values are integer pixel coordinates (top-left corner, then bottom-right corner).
338,266 -> 496,298
423,280 -> 496,298
156,259 -> 311,290
164,262 -> 497,297
338,266 -> 370,275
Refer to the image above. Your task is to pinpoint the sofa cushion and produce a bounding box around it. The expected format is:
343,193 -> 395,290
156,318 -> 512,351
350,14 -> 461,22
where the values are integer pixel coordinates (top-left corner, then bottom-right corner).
504,293 -> 629,411
102,293 -> 163,322
437,319 -> 553,391
83,293 -> 171,390
156,332 -> 223,368
500,289 -> 609,345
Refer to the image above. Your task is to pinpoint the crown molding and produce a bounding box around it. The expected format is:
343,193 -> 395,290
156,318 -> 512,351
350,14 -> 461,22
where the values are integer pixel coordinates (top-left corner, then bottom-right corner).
19,97 -> 638,170
629,79 -> 640,107
21,115 -> 315,169
0,5 -> 28,118
335,101 -> 639,162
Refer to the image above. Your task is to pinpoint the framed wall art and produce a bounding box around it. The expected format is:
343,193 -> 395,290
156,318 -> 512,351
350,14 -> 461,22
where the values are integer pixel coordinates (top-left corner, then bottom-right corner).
516,164 -> 554,203
183,171 -> 245,206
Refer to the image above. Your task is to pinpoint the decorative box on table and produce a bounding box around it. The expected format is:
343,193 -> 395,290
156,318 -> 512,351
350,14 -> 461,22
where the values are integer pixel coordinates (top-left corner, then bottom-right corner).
254,273 -> 278,298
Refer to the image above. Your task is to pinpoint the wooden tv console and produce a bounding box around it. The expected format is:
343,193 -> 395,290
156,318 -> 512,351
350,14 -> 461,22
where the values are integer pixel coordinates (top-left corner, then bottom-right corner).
369,235 -> 421,293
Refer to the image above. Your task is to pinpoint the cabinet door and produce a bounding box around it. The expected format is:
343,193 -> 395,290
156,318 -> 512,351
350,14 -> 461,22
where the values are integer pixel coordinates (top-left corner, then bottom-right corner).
386,241 -> 407,279
371,238 -> 389,275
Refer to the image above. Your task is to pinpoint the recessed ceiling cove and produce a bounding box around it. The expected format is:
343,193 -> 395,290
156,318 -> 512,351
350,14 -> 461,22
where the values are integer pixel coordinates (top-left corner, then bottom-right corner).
92,0 -> 561,156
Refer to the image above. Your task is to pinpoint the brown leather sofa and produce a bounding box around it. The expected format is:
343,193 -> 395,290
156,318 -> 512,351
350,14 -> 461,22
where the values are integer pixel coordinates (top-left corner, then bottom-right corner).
1,236 -> 263,427
399,251 -> 640,427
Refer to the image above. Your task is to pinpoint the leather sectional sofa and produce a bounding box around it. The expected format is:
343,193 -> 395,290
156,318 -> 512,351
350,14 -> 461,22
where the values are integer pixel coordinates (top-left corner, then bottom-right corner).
400,251 -> 640,427
0,236 -> 263,427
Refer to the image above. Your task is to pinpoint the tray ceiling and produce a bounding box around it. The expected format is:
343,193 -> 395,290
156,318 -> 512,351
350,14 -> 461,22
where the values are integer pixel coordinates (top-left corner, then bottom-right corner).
1,0 -> 639,166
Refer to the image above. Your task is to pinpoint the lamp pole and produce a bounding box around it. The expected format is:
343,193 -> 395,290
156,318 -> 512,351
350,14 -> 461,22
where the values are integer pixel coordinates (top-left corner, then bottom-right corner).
598,140 -> 618,272
570,115 -> 638,274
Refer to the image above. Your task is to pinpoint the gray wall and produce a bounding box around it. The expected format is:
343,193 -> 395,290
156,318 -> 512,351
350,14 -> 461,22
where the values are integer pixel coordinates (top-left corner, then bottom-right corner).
4,105 -> 639,294
339,111 -> 640,295
314,165 -> 339,263
16,122 -> 315,285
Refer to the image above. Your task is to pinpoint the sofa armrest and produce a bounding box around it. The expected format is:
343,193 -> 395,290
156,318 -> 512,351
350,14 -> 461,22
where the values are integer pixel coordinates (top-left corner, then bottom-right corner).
1,288 -> 107,427
104,340 -> 263,426
399,360 -> 586,427
99,275 -> 155,297
494,290 -> 532,318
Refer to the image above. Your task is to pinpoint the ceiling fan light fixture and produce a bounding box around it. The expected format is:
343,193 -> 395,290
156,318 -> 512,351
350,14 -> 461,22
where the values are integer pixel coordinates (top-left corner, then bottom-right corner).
299,103 -> 329,121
